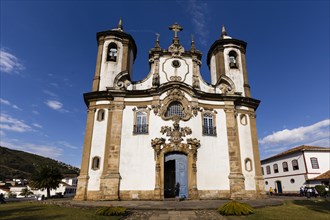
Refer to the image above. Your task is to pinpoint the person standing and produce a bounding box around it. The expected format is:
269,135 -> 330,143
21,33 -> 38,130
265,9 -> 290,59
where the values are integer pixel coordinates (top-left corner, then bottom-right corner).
269,187 -> 273,196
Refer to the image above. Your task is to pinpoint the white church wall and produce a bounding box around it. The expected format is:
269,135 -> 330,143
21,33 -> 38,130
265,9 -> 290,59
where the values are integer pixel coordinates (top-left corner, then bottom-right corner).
87,109 -> 108,191
197,109 -> 230,190
210,55 -> 217,85
99,40 -> 124,90
237,114 -> 256,190
119,106 -> 156,190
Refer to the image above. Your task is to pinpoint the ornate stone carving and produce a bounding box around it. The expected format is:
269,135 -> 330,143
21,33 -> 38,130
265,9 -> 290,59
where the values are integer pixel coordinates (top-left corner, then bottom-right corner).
161,121 -> 192,146
219,83 -> 234,94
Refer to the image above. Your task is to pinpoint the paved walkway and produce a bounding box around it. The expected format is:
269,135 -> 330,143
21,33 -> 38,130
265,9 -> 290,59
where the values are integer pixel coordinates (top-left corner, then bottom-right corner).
46,196 -> 306,219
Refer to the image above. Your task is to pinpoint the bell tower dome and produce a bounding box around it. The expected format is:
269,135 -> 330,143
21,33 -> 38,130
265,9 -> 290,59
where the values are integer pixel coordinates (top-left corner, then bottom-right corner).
92,19 -> 137,91
207,26 -> 251,97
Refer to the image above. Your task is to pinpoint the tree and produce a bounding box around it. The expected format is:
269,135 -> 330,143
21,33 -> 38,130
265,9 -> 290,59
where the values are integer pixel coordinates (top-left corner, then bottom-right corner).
29,165 -> 63,198
20,188 -> 34,197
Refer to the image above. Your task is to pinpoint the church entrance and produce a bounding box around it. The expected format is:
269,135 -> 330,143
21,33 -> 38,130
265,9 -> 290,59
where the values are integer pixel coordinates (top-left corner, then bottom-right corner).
164,153 -> 188,198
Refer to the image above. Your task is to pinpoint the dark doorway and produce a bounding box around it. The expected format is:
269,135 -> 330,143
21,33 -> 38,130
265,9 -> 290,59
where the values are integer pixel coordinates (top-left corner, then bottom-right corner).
164,153 -> 188,198
276,181 -> 283,194
164,160 -> 175,198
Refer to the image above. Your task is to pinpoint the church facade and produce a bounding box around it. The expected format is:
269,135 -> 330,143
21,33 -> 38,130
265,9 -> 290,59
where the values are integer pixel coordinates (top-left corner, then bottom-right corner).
75,20 -> 265,201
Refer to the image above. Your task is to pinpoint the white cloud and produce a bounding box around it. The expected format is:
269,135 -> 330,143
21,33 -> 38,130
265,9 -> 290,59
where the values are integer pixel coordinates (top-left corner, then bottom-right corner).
186,0 -> 209,46
45,100 -> 63,110
43,90 -> 58,97
0,113 -> 32,132
57,141 -> 78,149
0,49 -> 25,74
0,98 -> 22,110
32,123 -> 43,129
259,119 -> 330,148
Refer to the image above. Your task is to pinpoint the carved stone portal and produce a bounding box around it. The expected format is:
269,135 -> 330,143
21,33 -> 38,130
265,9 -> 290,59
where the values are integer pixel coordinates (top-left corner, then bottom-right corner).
151,120 -> 200,199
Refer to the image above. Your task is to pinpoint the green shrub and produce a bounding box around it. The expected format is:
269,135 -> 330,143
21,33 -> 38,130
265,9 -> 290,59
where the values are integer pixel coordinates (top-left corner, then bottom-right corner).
315,185 -> 326,196
95,206 -> 127,216
217,200 -> 254,216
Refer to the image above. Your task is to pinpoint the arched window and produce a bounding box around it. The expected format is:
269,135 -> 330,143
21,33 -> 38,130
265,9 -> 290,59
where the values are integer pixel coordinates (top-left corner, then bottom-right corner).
273,163 -> 279,173
266,165 -> 271,174
165,101 -> 185,118
228,50 -> 238,68
107,43 -> 118,62
97,109 -> 105,121
282,162 -> 289,172
292,159 -> 299,170
92,156 -> 100,170
134,111 -> 148,134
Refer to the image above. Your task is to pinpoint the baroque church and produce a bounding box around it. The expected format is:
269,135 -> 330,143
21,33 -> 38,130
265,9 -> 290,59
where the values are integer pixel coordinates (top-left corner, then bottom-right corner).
75,20 -> 265,201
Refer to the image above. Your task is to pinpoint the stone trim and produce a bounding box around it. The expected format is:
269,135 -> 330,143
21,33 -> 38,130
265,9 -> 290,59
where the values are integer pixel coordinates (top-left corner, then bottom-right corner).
198,190 -> 230,199
241,53 -> 251,97
74,107 -> 96,200
99,99 -> 125,200
92,36 -> 105,92
248,113 -> 266,198
224,104 -> 246,199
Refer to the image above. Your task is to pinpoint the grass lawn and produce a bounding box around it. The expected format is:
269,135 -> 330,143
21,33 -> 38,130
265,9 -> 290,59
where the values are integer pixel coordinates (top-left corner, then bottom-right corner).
0,201 -> 122,220
227,199 -> 330,220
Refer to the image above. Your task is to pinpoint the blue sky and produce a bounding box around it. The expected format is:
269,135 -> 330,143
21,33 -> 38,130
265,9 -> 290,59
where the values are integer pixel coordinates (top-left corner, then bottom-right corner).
1,0 -> 329,168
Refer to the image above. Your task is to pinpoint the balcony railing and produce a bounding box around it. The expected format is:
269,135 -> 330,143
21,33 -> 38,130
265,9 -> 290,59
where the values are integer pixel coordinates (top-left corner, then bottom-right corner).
203,126 -> 217,136
133,124 -> 148,134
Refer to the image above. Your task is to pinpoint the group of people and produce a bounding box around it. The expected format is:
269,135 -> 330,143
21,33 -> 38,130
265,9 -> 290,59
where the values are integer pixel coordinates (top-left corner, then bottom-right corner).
300,186 -> 318,198
269,187 -> 277,195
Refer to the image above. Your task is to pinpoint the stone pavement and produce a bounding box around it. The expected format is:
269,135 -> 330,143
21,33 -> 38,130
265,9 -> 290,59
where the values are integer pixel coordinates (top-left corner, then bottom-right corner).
47,196 -> 305,220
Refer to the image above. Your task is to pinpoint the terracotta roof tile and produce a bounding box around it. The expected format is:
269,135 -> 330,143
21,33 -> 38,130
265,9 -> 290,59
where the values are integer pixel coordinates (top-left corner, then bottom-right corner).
262,145 -> 330,162
312,170 -> 330,180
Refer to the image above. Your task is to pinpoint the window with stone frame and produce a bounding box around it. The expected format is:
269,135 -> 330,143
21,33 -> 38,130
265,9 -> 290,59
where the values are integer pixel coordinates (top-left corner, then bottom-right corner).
282,161 -> 289,172
266,165 -> 271,174
91,156 -> 100,170
202,112 -> 216,136
107,42 -> 118,62
310,157 -> 319,169
240,114 -> 248,125
273,163 -> 279,173
133,110 -> 149,134
165,101 -> 185,118
97,109 -> 105,121
292,159 -> 299,170
245,158 -> 253,172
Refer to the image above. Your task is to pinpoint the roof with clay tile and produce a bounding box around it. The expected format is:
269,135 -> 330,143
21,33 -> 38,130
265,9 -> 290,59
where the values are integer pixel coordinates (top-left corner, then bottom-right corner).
261,145 -> 330,163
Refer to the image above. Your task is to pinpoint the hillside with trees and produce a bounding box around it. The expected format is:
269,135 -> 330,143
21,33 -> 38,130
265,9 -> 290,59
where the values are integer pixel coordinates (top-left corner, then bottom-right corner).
0,146 -> 80,181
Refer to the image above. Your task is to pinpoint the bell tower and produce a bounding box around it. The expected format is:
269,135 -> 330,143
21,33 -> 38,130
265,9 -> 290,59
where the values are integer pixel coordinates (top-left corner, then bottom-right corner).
92,19 -> 137,92
207,26 -> 251,97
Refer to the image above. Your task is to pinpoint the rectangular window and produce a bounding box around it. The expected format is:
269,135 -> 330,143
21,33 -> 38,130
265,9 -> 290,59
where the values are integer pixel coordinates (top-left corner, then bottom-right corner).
310,158 -> 319,169
134,111 -> 148,134
273,164 -> 279,173
283,162 -> 289,172
261,167 -> 264,175
292,160 -> 299,170
203,114 -> 216,136
266,166 -> 271,174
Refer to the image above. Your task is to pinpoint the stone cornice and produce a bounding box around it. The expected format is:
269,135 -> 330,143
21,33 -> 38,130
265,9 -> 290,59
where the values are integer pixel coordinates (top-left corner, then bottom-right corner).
83,83 -> 260,110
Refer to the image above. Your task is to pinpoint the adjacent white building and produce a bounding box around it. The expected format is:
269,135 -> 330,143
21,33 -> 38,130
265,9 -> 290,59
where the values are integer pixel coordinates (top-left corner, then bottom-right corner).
261,145 -> 330,194
75,20 -> 265,201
